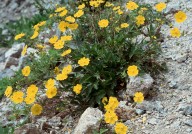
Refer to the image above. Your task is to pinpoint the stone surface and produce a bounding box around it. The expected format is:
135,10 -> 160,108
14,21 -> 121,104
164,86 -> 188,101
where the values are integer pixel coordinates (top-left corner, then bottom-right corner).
14,123 -> 42,134
73,107 -> 103,134
183,106 -> 192,116
5,57 -> 19,68
48,116 -> 62,127
126,74 -> 154,97
5,43 -> 24,58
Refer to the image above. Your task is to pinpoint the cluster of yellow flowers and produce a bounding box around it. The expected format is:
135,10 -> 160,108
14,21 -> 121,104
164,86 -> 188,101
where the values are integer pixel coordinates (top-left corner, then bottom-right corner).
8,1 -> 186,133
4,84 -> 43,115
31,21 -> 46,39
49,35 -> 72,49
90,0 -> 105,7
170,11 -> 187,38
45,79 -> 57,98
54,5 -> 85,33
56,65 -> 72,80
103,97 -> 128,134
153,2 -> 187,38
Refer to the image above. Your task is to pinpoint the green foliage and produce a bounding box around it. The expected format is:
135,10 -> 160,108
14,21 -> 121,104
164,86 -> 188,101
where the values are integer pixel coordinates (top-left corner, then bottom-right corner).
63,2 -> 168,106
93,128 -> 109,134
0,126 -> 14,134
0,9 -> 53,48
0,77 -> 13,98
1,1 -> 172,125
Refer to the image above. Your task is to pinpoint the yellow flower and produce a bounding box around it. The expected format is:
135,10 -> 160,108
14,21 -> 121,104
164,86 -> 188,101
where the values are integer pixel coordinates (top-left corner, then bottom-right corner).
90,1 -> 100,7
22,66 -> 31,77
127,65 -> 139,77
115,27 -> 121,32
104,97 -> 119,112
55,7 -> 66,12
98,19 -> 109,28
105,2 -> 114,7
120,23 -> 129,28
30,30 -> 39,39
61,49 -> 71,57
61,35 -> 72,41
46,86 -> 57,98
78,3 -> 85,9
74,10 -> 84,18
10,91 -> 24,104
62,65 -> 72,74
104,104 -> 116,112
78,57 -> 90,67
54,67 -> 60,75
56,73 -> 68,80
36,44 -> 45,49
174,11 -> 187,23
65,16 -> 76,23
170,27 -> 181,38
68,23 -> 78,30
104,111 -> 118,124
49,35 -> 58,44
54,40 -> 65,49
155,2 -> 166,12
25,96 -> 35,104
73,84 -> 82,94
31,104 -> 43,116
151,36 -> 157,39
117,9 -> 123,15
45,78 -> 55,89
115,122 -> 128,134
102,97 -> 108,105
108,97 -> 119,108
14,33 -> 25,40
59,9 -> 68,17
113,6 -> 120,11
27,84 -> 38,96
126,1 -> 139,10
133,92 -> 144,103
136,15 -> 145,26
38,21 -> 46,27
139,7 -> 148,14
4,86 -> 12,97
58,21 -> 69,32
21,45 -> 27,56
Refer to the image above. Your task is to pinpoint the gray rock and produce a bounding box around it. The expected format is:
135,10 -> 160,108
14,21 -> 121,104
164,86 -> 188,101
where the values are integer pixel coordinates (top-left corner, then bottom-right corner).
0,62 -> 5,72
5,43 -> 24,58
148,118 -> 158,125
135,109 -> 145,115
170,120 -> 181,128
168,81 -> 178,88
126,74 -> 154,97
177,103 -> 190,111
14,123 -> 42,134
183,106 -> 192,116
48,116 -> 61,127
0,47 -> 9,62
184,120 -> 192,127
5,57 -> 19,68
136,101 -> 164,113
73,107 -> 103,134
0,68 -> 15,79
115,101 -> 136,121
186,128 -> 192,133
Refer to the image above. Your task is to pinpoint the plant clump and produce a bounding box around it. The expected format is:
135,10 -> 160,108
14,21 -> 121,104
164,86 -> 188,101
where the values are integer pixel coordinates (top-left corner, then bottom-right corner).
1,0 -> 187,133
